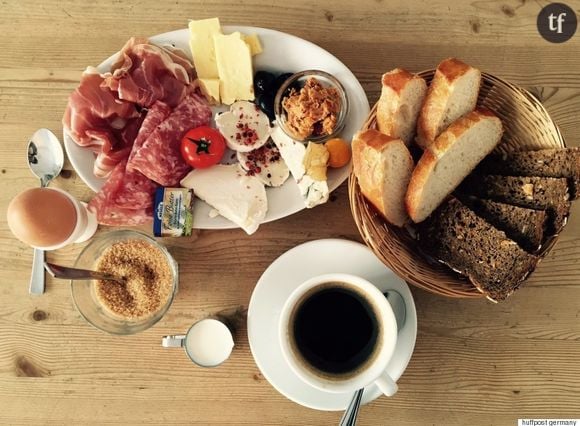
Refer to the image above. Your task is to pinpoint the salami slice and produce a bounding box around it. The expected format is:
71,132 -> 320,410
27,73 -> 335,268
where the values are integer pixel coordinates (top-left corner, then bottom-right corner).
112,167 -> 158,209
88,161 -> 126,216
95,204 -> 153,227
127,92 -> 212,186
127,101 -> 172,171
88,160 -> 154,226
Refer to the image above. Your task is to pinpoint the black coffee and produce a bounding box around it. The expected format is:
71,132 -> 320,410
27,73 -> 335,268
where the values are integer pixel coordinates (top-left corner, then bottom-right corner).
291,284 -> 379,376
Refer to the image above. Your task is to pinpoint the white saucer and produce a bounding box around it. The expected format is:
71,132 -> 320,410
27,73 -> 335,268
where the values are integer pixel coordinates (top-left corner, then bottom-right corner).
247,239 -> 417,411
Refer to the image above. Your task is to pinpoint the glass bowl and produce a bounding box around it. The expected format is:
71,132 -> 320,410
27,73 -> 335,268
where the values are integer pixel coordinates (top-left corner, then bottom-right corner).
274,69 -> 349,143
71,230 -> 178,335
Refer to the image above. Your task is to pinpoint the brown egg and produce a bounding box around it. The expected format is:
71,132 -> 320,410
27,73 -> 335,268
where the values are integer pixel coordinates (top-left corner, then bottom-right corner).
7,188 -> 77,248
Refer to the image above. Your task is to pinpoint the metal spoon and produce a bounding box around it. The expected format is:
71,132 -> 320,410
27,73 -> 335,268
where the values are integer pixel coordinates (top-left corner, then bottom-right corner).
339,388 -> 363,426
44,262 -> 126,285
339,290 -> 407,426
27,129 -> 64,295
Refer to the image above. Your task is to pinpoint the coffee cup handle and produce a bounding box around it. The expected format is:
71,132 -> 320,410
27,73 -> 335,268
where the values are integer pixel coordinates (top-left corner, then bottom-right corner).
162,334 -> 186,348
375,372 -> 398,397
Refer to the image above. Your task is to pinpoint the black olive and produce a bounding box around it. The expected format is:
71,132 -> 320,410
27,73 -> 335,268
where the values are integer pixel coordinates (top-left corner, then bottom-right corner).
272,72 -> 294,93
258,92 -> 276,121
254,71 -> 276,98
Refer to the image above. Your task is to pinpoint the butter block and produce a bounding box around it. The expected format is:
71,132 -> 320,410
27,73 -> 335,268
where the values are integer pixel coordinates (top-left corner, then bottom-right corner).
214,32 -> 255,105
242,33 -> 263,56
198,78 -> 221,104
153,188 -> 194,237
188,17 -> 222,78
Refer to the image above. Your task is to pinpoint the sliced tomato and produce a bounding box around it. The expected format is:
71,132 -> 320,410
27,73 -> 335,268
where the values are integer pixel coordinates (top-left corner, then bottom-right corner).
180,126 -> 226,169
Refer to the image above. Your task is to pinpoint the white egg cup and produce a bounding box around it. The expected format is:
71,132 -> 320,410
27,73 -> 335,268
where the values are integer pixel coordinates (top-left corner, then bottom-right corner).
34,188 -> 98,251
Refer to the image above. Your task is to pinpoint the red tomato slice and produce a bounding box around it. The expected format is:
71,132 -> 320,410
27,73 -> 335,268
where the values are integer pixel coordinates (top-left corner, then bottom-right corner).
180,127 -> 226,169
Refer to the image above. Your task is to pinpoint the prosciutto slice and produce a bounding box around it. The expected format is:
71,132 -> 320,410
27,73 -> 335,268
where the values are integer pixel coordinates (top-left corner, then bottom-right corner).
88,161 -> 155,226
101,38 -> 195,108
63,68 -> 143,177
93,112 -> 144,177
128,92 -> 211,186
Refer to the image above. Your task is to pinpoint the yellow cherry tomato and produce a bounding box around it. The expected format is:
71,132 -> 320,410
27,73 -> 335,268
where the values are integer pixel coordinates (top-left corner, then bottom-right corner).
325,138 -> 351,168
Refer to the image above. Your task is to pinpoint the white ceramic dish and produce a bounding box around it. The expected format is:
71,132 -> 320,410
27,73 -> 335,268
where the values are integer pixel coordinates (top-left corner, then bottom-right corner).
247,239 -> 417,411
63,26 -> 370,230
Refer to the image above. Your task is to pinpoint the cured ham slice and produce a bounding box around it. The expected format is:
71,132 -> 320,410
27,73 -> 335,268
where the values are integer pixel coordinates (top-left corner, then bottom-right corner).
63,68 -> 143,177
63,69 -> 139,148
102,38 -> 195,108
93,112 -> 145,177
88,160 -> 155,226
128,92 -> 212,186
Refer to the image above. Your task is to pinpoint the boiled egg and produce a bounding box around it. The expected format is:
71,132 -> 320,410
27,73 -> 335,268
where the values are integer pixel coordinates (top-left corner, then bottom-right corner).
7,188 -> 77,248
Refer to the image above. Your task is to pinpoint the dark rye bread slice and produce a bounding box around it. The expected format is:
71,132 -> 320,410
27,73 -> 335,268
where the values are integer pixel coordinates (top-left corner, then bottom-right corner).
459,175 -> 570,233
459,196 -> 547,252
476,148 -> 580,199
417,198 -> 538,301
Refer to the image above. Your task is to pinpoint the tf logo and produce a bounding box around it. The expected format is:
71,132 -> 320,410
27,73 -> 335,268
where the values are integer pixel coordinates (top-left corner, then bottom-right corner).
537,3 -> 578,43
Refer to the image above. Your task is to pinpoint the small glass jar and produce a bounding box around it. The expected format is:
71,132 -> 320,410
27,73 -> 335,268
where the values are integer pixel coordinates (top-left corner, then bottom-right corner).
274,69 -> 349,143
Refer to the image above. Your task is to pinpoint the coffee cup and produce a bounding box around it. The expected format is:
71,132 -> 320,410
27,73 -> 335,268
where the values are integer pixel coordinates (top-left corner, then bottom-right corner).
162,318 -> 234,368
278,273 -> 399,396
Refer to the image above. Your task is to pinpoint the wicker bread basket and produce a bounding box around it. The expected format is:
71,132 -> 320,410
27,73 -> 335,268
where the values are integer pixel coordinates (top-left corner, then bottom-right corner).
349,70 -> 567,299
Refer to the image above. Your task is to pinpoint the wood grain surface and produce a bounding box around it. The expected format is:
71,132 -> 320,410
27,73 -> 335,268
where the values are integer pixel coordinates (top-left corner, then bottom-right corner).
1,0 -> 579,424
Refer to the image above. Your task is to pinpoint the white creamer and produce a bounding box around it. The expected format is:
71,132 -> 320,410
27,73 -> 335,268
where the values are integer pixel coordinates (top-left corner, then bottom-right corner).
185,319 -> 234,367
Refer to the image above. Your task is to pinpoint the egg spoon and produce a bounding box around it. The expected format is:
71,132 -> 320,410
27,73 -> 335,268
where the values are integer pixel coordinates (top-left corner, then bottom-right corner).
27,129 -> 64,295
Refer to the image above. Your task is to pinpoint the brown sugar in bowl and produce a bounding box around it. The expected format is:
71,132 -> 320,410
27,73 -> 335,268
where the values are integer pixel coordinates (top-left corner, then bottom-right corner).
71,230 -> 178,334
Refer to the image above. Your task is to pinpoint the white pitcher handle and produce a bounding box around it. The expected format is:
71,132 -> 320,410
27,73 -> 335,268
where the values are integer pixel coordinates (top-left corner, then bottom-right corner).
162,335 -> 186,348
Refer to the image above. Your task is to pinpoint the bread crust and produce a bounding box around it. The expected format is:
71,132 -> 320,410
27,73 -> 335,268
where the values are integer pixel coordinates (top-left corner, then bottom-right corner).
416,58 -> 481,148
407,109 -> 503,222
352,129 -> 413,226
437,57 -> 473,81
381,68 -> 415,94
377,69 -> 427,145
431,109 -> 501,156
405,149 -> 437,222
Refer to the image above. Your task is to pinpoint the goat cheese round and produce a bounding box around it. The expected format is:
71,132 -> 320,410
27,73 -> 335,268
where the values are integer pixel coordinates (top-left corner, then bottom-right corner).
237,141 -> 290,187
215,101 -> 271,153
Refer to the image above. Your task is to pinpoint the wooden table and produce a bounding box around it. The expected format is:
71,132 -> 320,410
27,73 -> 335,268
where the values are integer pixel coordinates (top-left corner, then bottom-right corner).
1,0 -> 579,424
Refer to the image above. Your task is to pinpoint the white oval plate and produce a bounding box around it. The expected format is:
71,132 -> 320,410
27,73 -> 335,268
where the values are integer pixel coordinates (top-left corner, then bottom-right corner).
247,239 -> 417,411
63,26 -> 369,230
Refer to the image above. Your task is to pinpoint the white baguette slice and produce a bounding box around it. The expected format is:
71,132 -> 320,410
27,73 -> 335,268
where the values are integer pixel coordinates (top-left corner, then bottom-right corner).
376,68 -> 427,146
416,58 -> 481,148
406,109 -> 503,223
352,129 -> 414,227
